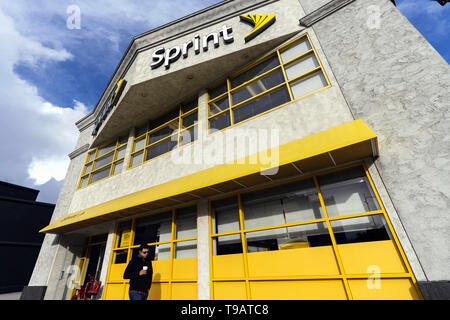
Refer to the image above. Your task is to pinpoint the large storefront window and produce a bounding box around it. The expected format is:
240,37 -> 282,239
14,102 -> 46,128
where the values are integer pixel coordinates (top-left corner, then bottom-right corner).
210,164 -> 421,300
104,205 -> 198,300
207,33 -> 330,133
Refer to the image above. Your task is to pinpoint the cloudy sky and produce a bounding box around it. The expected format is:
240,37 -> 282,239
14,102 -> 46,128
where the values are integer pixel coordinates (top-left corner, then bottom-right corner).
0,0 -> 448,204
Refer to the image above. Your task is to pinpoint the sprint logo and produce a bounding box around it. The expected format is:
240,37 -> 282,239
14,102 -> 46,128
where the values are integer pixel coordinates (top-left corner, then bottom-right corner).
240,14 -> 276,42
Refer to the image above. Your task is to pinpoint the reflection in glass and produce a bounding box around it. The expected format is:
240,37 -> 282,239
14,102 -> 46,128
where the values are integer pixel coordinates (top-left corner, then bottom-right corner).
280,38 -> 312,63
80,176 -> 89,188
233,86 -> 290,124
209,97 -> 229,116
116,147 -> 126,160
180,126 -> 198,146
175,240 -> 197,259
149,243 -> 171,261
284,53 -> 319,80
182,112 -> 197,128
209,112 -> 231,132
213,234 -> 243,255
290,71 -> 327,99
230,55 -> 280,88
94,153 -> 114,169
212,196 -> 240,234
133,211 -> 172,245
317,166 -> 380,217
134,137 -> 146,152
149,121 -> 179,145
145,137 -> 178,161
242,179 -> 323,230
181,100 -> 197,114
208,82 -> 227,100
131,151 -> 143,167
90,165 -> 111,183
330,214 -> 392,244
97,142 -> 116,157
113,160 -> 123,175
246,222 -> 331,252
175,206 -> 197,240
231,70 -> 285,105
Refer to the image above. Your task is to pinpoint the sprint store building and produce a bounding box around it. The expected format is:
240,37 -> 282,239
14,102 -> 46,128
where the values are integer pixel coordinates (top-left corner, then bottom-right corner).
27,0 -> 450,300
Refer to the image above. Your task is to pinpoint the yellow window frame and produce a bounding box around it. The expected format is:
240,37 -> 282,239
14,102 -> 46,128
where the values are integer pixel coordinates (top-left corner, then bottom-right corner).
206,32 -> 331,135
208,162 -> 423,300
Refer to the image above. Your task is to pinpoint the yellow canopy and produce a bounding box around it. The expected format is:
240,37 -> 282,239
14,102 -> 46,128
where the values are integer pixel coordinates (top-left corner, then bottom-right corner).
41,119 -> 378,234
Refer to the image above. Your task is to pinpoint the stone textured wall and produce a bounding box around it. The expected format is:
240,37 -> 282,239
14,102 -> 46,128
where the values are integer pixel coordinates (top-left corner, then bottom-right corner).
309,0 -> 450,280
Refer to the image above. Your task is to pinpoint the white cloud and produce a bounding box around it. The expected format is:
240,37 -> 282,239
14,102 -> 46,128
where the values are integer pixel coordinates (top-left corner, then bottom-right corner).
0,8 -> 88,192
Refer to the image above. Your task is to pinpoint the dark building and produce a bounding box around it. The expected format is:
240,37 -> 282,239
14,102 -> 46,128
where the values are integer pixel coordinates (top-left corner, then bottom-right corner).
0,181 -> 54,296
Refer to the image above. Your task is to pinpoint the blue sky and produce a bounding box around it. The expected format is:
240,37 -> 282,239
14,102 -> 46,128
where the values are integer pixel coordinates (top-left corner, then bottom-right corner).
0,0 -> 448,203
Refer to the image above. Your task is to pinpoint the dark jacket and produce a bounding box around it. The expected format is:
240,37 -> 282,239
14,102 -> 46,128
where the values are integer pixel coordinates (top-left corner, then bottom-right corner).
123,256 -> 153,292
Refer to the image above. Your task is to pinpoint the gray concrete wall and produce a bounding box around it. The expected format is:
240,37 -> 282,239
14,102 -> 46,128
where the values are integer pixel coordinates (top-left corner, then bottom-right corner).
307,0 -> 450,280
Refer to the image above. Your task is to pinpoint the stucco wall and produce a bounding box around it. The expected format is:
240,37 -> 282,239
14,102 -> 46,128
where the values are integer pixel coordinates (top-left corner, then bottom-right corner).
308,0 -> 450,280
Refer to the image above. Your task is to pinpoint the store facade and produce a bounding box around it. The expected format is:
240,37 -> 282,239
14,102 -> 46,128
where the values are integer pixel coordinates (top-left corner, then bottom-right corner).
26,0 -> 450,300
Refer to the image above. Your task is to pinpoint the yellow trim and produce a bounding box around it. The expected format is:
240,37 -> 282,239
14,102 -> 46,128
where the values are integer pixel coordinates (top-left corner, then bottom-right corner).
208,162 -> 422,300
41,119 -> 376,234
206,33 -> 331,135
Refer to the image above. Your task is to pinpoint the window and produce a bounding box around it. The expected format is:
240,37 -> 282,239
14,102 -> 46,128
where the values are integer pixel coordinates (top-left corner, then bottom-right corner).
110,205 -> 198,263
210,165 -> 395,257
130,98 -> 198,167
78,133 -> 128,189
207,34 -> 329,133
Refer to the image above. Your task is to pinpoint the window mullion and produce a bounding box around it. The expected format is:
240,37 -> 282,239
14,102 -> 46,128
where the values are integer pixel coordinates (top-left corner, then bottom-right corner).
277,50 -> 294,101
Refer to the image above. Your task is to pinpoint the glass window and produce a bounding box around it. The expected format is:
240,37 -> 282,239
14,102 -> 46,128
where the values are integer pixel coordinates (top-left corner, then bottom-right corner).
182,112 -> 197,128
119,135 -> 129,146
116,220 -> 132,248
97,141 -> 116,157
149,121 -> 178,145
116,147 -> 126,160
246,222 -> 331,252
180,126 -> 198,146
80,175 -> 89,188
90,165 -> 111,184
145,137 -> 178,161
149,108 -> 180,132
246,223 -> 331,252
87,152 -> 95,162
134,137 -> 146,152
213,234 -> 243,256
233,86 -> 290,124
317,166 -> 380,217
84,163 -> 93,174
133,211 -> 172,245
280,38 -> 312,63
242,179 -> 323,231
113,160 -> 123,175
330,214 -> 392,244
181,99 -> 197,114
148,243 -> 171,261
131,151 -> 143,167
175,206 -> 197,240
284,53 -> 320,80
212,196 -> 240,234
175,240 -> 197,259
94,152 -> 114,169
113,250 -> 128,264
231,70 -> 285,105
209,97 -> 229,116
290,71 -> 327,99
208,82 -> 227,100
135,124 -> 148,138
209,112 -> 231,132
230,55 -> 280,88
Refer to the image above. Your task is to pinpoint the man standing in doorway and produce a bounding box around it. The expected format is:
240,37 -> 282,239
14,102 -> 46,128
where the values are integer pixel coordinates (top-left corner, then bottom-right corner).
123,244 -> 153,300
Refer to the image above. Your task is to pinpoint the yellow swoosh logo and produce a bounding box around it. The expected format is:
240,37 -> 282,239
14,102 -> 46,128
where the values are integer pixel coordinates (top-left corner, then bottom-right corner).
240,14 -> 276,42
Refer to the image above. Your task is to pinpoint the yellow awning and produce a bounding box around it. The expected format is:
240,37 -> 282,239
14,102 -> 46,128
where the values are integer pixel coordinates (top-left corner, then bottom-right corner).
41,119 -> 378,234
